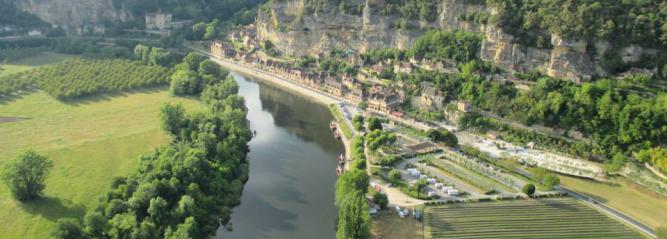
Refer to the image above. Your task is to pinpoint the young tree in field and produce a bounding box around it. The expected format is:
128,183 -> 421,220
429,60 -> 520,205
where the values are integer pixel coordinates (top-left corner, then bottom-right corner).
336,191 -> 371,239
372,192 -> 388,209
367,117 -> 383,131
52,218 -> 86,239
388,169 -> 402,184
523,184 -> 536,196
2,150 -> 53,201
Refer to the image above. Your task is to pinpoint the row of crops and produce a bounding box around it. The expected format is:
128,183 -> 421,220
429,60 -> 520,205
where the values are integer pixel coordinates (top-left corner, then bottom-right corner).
425,197 -> 643,239
0,58 -> 171,99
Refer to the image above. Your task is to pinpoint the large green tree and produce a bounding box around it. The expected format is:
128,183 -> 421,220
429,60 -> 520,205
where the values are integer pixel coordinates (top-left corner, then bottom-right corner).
2,150 -> 53,201
336,191 -> 371,239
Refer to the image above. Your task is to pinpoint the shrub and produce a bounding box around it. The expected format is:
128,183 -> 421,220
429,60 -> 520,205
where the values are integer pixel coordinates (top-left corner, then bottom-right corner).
523,184 -> 536,196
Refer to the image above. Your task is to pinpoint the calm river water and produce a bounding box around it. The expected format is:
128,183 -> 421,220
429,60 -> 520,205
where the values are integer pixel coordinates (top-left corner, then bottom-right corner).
215,73 -> 342,239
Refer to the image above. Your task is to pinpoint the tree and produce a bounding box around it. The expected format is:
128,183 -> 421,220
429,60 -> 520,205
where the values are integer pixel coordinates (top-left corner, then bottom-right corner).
160,103 -> 187,136
192,22 -> 207,40
204,23 -> 218,40
198,60 -> 222,78
134,44 -> 151,64
352,115 -> 365,131
358,101 -> 368,110
335,169 -> 369,205
367,117 -> 382,131
388,169 -> 402,184
149,47 -> 175,67
2,150 -> 53,201
373,192 -> 388,209
543,174 -> 560,190
170,70 -> 200,95
427,128 -> 458,147
183,53 -> 206,71
52,218 -> 87,239
412,179 -> 428,197
523,184 -> 536,196
336,191 -> 371,239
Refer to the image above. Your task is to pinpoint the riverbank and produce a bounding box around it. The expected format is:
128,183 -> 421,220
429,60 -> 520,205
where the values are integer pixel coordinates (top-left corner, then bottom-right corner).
209,56 -> 355,173
211,57 -> 337,105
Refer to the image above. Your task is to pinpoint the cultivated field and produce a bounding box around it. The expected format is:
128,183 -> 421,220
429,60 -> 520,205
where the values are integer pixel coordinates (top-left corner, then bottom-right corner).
425,198 -> 644,239
0,89 -> 201,238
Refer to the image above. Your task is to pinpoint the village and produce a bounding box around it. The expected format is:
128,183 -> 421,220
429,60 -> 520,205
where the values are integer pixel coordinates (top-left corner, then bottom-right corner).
182,22 -> 667,238
201,25 -> 615,211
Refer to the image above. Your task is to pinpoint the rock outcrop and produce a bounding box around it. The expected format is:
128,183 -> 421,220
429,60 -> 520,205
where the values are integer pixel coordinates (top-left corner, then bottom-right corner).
257,0 -> 647,81
7,0 -> 131,34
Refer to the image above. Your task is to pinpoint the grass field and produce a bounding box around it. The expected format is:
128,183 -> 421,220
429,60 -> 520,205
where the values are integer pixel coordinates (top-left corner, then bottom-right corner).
561,175 -> 667,230
0,88 -> 201,238
425,198 -> 644,239
0,52 -> 73,77
371,212 -> 423,239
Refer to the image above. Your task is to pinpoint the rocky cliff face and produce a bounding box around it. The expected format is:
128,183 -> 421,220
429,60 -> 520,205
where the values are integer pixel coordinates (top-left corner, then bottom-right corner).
7,0 -> 131,34
257,0 -> 638,81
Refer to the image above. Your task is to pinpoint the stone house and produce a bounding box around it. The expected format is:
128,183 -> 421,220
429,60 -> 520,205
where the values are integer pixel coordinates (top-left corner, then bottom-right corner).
324,76 -> 345,96
146,12 -> 172,30
457,100 -> 472,112
368,88 -> 402,113
414,82 -> 445,110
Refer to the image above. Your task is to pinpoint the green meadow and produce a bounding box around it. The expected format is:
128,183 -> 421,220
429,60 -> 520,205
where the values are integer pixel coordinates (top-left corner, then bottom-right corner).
0,53 -> 202,238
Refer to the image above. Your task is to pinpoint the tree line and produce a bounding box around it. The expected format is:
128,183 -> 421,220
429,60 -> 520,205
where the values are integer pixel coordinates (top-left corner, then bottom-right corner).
52,56 -> 252,238
0,58 -> 172,99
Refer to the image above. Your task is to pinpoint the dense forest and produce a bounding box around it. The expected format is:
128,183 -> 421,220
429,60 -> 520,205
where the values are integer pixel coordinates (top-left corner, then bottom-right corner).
487,0 -> 667,49
0,59 -> 171,99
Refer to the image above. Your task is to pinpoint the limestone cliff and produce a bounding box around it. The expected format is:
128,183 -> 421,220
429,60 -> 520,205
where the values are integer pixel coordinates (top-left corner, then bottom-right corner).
257,0 -> 642,81
6,0 -> 131,34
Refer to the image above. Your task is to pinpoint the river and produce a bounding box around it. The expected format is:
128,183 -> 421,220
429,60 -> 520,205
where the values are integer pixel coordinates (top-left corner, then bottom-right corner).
215,73 -> 343,239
